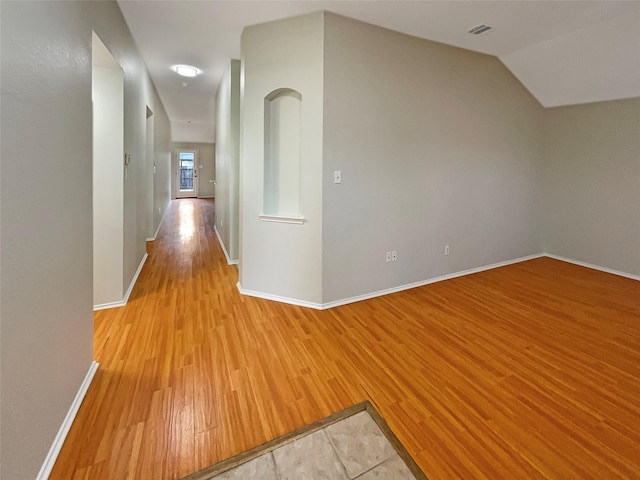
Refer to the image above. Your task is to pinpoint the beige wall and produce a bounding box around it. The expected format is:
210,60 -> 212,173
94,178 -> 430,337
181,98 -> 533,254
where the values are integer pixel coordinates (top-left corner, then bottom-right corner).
2,3 -> 93,477
0,1 -> 172,477
240,12 -> 325,304
215,60 -> 241,263
543,98 -> 640,277
153,105 -> 173,234
93,62 -> 125,305
322,13 -> 545,302
236,11 -> 638,309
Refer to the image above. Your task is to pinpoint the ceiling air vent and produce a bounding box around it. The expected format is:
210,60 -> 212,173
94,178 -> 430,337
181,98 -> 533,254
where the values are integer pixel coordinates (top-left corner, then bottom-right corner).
468,24 -> 492,35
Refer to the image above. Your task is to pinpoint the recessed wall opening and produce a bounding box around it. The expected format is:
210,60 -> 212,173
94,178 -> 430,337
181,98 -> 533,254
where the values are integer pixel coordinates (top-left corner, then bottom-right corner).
145,106 -> 155,239
263,88 -> 302,222
92,32 -> 124,307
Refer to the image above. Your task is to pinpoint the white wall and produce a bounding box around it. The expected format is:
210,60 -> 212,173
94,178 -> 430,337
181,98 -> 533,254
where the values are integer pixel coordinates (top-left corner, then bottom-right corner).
105,7 -> 172,290
543,98 -> 640,276
171,142 -> 216,198
153,108 -> 172,238
215,60 -> 241,263
240,12 -> 325,303
0,1 -> 172,478
145,108 -> 155,239
322,13 -> 545,303
94,2 -> 172,297
500,11 -> 640,108
93,60 -> 124,305
1,3 -> 94,478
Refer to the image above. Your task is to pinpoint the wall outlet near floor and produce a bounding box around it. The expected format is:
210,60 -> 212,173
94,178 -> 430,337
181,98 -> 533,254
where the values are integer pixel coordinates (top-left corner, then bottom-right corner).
444,245 -> 450,256
385,251 -> 392,263
391,250 -> 397,262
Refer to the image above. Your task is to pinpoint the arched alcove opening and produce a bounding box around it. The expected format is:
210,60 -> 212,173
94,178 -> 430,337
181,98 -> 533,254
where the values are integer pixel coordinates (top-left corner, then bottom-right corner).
263,88 -> 302,221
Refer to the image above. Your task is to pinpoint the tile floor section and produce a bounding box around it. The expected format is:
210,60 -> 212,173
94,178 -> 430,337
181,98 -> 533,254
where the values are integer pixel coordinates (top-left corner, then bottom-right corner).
210,411 -> 418,479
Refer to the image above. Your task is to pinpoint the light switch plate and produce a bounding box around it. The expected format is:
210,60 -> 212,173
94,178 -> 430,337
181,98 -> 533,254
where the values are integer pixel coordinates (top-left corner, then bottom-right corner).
334,170 -> 342,184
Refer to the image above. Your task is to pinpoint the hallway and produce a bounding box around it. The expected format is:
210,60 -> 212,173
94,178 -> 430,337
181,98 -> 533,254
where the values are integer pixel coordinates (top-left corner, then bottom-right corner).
51,199 -> 640,479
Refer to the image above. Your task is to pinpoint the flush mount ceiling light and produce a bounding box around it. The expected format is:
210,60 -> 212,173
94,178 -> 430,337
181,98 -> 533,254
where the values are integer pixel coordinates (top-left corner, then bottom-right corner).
174,65 -> 200,77
468,24 -> 492,35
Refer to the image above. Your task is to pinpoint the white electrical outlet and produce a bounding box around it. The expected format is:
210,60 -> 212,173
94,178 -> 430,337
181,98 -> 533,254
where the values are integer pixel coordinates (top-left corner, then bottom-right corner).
391,250 -> 397,262
385,251 -> 392,263
444,245 -> 450,256
334,170 -> 342,184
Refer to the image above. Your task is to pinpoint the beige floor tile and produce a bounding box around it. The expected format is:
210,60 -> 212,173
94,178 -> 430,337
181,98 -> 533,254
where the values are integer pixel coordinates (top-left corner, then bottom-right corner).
212,453 -> 277,479
325,411 -> 395,478
273,430 -> 348,480
355,455 -> 417,480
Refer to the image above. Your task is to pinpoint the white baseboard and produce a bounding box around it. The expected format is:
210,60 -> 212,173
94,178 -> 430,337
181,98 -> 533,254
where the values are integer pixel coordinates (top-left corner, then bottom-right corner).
198,195 -> 215,199
544,253 -> 640,281
122,252 -> 148,303
322,254 -> 546,309
93,253 -> 148,311
237,253 -> 545,310
214,225 -> 239,265
93,298 -> 126,311
37,361 -> 99,480
237,282 -> 323,309
146,205 -> 168,241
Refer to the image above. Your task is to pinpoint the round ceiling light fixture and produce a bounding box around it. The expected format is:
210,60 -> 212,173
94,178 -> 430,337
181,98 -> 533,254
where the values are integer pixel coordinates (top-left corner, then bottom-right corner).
174,65 -> 200,77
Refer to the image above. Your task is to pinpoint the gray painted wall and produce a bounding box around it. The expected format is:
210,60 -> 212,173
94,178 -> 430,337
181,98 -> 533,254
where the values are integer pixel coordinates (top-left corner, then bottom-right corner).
543,98 -> 640,276
93,62 -> 125,305
154,108 -> 173,235
322,13 -> 545,302
0,1 -> 171,478
0,4 -> 636,477
215,60 -> 241,263
1,3 -> 93,477
171,142 -> 216,198
240,13 -> 325,304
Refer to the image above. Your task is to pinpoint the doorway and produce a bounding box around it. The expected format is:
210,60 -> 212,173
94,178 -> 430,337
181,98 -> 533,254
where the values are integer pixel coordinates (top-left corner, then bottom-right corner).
92,32 -> 124,307
176,149 -> 199,198
145,106 -> 155,239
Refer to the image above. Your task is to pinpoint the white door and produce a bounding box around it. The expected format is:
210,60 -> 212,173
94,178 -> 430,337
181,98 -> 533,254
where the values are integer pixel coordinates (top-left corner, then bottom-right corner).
176,149 -> 198,198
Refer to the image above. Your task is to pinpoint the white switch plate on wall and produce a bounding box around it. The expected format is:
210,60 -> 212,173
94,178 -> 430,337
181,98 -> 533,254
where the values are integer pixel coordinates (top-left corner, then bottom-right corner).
334,170 -> 342,184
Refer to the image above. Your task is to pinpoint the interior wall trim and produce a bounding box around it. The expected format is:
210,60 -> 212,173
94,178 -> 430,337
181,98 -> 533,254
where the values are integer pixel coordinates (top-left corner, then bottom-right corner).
36,361 -> 99,480
544,253 -> 640,281
93,299 -> 126,311
237,282 -> 323,309
146,204 -> 169,242
93,252 -> 148,311
214,225 -> 239,265
237,253 -> 547,310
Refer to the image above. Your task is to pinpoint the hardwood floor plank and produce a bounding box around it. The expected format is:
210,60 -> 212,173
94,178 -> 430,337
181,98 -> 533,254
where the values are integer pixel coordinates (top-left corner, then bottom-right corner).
50,199 -> 640,479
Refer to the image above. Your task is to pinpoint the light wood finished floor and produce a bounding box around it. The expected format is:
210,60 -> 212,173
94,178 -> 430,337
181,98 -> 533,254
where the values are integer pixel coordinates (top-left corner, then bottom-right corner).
52,199 -> 640,480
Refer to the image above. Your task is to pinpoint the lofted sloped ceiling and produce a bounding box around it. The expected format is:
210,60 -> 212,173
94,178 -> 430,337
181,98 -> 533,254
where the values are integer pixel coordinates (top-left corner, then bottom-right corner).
117,0 -> 640,143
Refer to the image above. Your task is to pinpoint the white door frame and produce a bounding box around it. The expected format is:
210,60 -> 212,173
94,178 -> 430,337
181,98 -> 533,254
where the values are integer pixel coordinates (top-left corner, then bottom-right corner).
175,148 -> 199,198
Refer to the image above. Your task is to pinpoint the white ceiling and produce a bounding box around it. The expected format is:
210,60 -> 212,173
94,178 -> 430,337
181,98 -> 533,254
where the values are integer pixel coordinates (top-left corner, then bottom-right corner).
117,0 -> 640,143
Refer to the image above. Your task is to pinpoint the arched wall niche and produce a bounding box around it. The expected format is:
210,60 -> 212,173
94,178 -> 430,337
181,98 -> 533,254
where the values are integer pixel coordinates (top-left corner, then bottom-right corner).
262,88 -> 303,223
